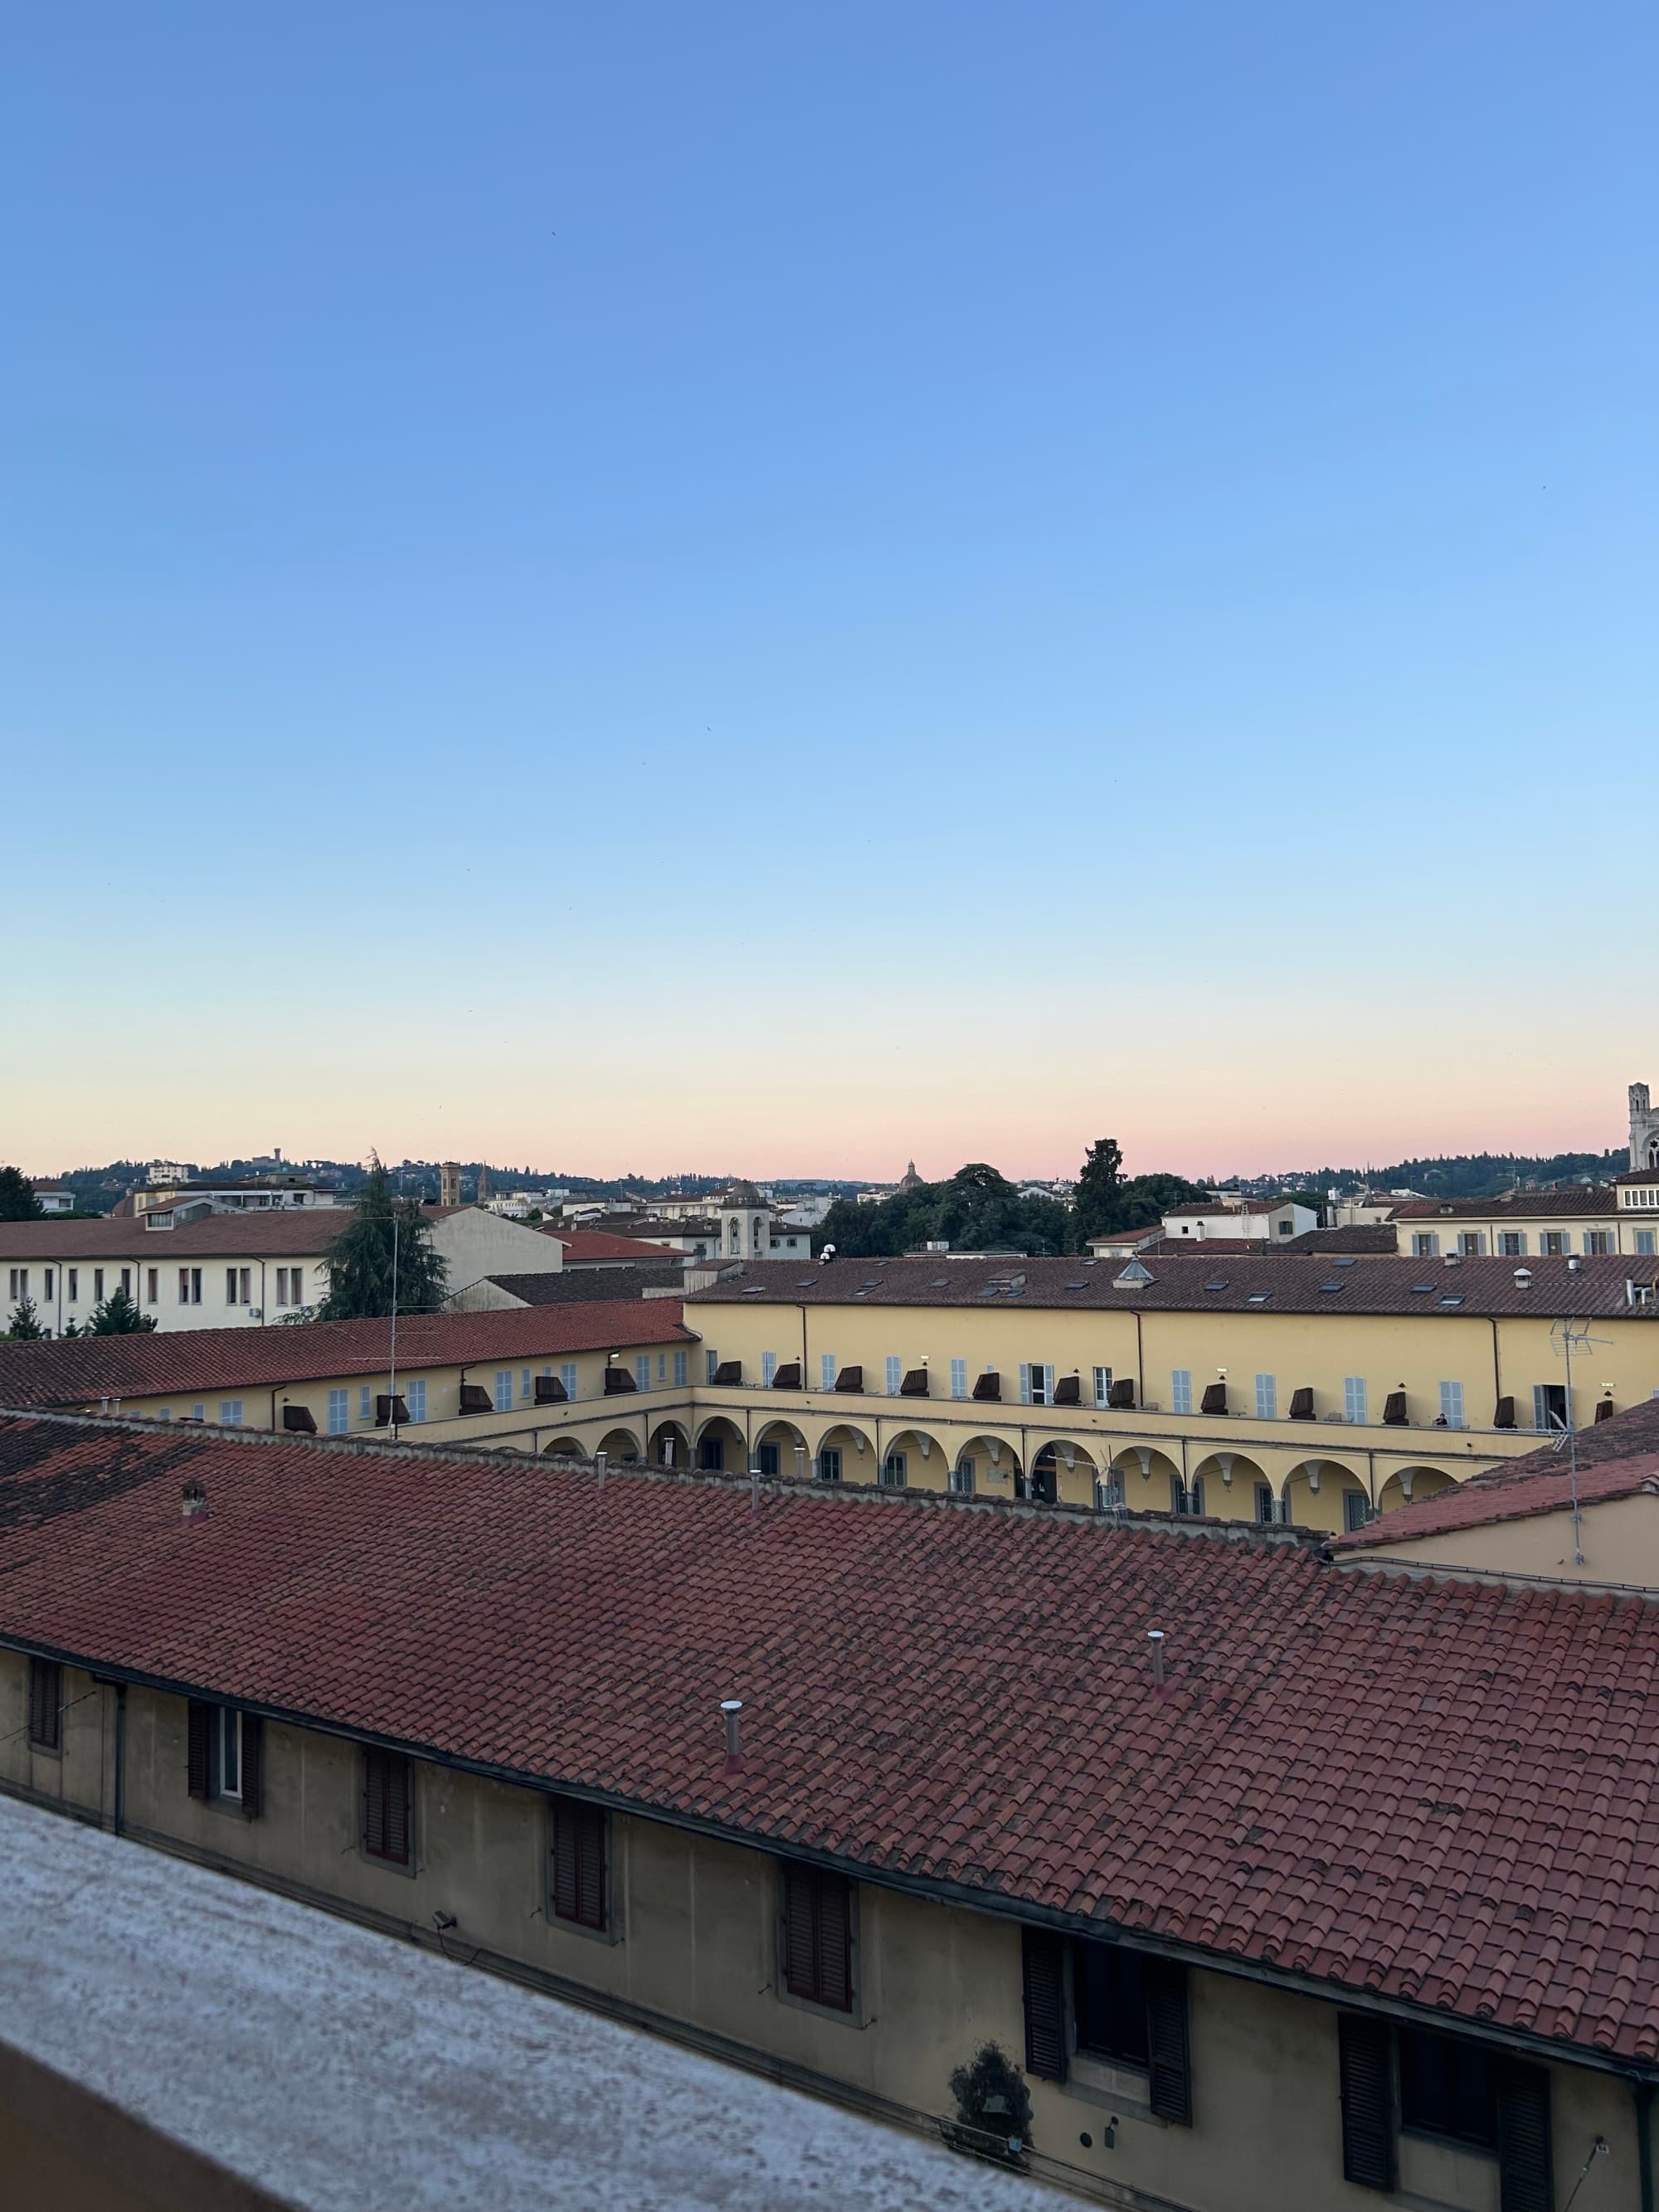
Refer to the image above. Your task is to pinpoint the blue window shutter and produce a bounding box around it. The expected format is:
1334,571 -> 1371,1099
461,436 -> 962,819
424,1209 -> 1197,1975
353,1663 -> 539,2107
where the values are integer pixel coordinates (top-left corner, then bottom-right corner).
1019,1364 -> 1032,1404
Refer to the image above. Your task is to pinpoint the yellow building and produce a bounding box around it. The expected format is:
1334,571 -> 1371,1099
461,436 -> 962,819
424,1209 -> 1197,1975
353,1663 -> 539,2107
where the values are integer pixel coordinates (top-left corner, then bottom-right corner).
1,1408 -> 1655,2212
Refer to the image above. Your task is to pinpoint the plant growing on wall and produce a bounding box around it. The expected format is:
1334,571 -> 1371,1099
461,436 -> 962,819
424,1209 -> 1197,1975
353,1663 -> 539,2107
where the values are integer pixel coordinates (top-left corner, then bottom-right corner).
947,2040 -> 1034,2159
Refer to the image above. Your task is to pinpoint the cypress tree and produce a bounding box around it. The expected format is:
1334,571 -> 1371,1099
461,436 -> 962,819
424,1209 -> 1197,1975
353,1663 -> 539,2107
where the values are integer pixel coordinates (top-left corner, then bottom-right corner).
318,1162 -> 448,1320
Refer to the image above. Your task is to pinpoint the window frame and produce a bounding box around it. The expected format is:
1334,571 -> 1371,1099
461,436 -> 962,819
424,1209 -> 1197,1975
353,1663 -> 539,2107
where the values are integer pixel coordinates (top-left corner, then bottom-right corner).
547,1793 -> 615,1941
27,1655 -> 63,1754
776,1860 -> 859,2020
361,1745 -> 415,1872
1397,2025 -> 1497,2152
1170,1368 -> 1192,1415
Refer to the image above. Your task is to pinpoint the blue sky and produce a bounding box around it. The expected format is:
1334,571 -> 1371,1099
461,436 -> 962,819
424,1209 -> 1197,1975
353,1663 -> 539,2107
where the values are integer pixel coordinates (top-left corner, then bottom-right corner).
2,4 -> 1654,1179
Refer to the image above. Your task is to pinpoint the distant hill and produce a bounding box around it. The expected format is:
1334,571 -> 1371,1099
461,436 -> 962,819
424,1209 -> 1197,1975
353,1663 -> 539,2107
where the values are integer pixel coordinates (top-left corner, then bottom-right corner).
1231,1150 -> 1626,1203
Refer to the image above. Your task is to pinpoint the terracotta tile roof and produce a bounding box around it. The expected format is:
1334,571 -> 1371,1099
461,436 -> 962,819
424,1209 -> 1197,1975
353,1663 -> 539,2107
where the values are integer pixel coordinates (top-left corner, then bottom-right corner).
1278,1225 -> 1401,1254
1618,1167 -> 1659,1185
0,1304 -> 694,1408
548,1230 -> 687,1262
1335,1399 -> 1659,1552
1394,1187 -> 1618,1221
6,1412 -> 1659,2064
688,1252 -> 1659,1320
485,1266 -> 687,1305
0,1211 -> 345,1258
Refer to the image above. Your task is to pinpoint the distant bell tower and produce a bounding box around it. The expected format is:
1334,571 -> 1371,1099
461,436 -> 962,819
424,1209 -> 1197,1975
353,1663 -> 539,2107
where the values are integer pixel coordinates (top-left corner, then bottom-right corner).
478,1164 -> 492,1202
440,1160 -> 461,1208
1632,1084 -> 1659,1171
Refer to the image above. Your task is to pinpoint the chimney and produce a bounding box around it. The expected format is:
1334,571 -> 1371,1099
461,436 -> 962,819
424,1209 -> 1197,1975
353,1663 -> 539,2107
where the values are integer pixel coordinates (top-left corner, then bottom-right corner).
720,1698 -> 747,1775
181,1479 -> 208,1522
1147,1629 -> 1166,1689
1568,1254 -> 1581,1274
1514,1266 -> 1532,1289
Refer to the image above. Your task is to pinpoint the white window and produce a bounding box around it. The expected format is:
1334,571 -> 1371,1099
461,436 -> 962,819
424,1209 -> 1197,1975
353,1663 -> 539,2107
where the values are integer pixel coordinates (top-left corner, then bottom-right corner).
521,1368 -> 533,1403
359,1384 -> 373,1422
881,1451 -> 907,1488
950,1359 -> 968,1400
1343,1493 -> 1374,1533
1020,1364 -> 1053,1406
1637,1231 -> 1657,1257
762,1351 -> 777,1386
328,1388 -> 349,1434
179,1268 -> 202,1305
1254,1482 -> 1278,1524
406,1380 -> 426,1423
494,1370 -> 513,1412
635,1355 -> 651,1390
1343,1376 -> 1368,1425
1170,1369 -> 1192,1415
218,1401 -> 243,1427
885,1356 -> 902,1395
190,1403 -> 205,1422
820,1353 -> 837,1390
674,1351 -> 688,1387
225,1267 -> 251,1305
949,1459 -> 975,1495
1255,1373 -> 1277,1419
216,1709 -> 242,1801
1092,1365 -> 1112,1408
705,1350 -> 719,1384
561,1361 -> 578,1402
657,1354 -> 667,1383
1439,1380 -> 1465,1428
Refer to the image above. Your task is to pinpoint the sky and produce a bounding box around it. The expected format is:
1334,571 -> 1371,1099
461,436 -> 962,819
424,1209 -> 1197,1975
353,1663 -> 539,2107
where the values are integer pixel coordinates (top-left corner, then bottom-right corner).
2,3 -> 1655,1183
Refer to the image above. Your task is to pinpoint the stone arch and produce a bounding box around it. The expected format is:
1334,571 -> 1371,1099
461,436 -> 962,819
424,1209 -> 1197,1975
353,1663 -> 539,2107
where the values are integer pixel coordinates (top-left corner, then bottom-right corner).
596,1425 -> 644,1466
1282,1456 -> 1370,1533
753,1417 -> 810,1480
878,1427 -> 945,1491
649,1419 -> 692,1470
1030,1437 -> 1099,1507
812,1421 -> 873,1485
1107,1443 -> 1181,1513
1377,1464 -> 1459,1515
692,1413 -> 746,1472
1189,1449 -> 1269,1524
951,1432 -> 1024,1500
540,1432 -> 588,1461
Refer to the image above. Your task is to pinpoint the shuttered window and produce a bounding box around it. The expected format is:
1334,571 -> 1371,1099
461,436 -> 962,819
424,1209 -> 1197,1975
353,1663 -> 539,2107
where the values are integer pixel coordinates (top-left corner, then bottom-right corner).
1495,2059 -> 1553,2212
1075,1939 -> 1147,2064
1338,2014 -> 1396,2190
27,1657 -> 62,1752
363,1747 -> 412,1866
1021,1928 -> 1067,2079
548,1796 -> 608,1931
781,1863 -> 854,2012
1144,1959 -> 1192,2125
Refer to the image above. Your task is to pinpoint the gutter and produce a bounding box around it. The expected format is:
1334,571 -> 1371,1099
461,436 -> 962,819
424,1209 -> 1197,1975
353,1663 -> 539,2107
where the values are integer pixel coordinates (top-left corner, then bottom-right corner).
3,1627 -> 1653,2090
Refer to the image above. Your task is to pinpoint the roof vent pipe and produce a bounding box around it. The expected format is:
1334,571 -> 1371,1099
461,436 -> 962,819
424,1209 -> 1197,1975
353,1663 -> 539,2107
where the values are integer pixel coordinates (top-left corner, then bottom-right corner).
1515,1266 -> 1532,1289
1568,1254 -> 1581,1273
1148,1629 -> 1166,1689
181,1480 -> 207,1521
720,1699 -> 747,1775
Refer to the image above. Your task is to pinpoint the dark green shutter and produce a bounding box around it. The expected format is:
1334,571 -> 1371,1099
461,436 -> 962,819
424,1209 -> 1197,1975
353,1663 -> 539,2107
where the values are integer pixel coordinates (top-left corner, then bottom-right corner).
1021,1928 -> 1068,2080
186,1700 -> 212,1800
1338,2015 -> 1396,2190
1145,1959 -> 1192,2125
1496,2059 -> 1552,2212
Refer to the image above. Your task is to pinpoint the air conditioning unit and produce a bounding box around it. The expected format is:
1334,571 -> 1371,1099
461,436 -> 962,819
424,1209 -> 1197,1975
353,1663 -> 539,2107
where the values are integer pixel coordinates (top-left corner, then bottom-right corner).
247,1307 -> 262,1320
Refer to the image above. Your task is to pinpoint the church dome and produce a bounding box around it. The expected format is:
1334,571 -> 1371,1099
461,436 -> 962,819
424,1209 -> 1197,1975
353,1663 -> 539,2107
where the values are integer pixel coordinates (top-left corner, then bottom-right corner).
723,1180 -> 763,1208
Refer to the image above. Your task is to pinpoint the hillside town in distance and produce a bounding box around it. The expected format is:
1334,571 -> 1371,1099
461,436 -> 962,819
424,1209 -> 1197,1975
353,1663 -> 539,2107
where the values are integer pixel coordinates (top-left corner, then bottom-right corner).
0,1082 -> 1655,2210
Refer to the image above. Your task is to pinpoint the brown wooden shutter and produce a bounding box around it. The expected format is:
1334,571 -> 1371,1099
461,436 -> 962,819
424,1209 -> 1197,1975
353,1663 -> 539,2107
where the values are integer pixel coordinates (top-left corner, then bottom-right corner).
576,1805 -> 606,1931
1495,2059 -> 1552,2212
240,1714 -> 264,1820
815,1873 -> 852,2010
28,1658 -> 62,1751
1144,1959 -> 1192,2125
783,1864 -> 818,2000
187,1700 -> 212,1800
1021,1928 -> 1068,2080
364,1747 -> 410,1863
552,1801 -> 580,1920
1337,2013 -> 1396,2190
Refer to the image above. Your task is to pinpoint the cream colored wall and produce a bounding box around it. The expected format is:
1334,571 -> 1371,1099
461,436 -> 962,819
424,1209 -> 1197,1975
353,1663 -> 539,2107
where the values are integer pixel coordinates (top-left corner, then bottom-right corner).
2,1248 -> 333,1337
1346,1491 -> 1659,1587
0,1657 -> 1639,2212
428,1209 -> 564,1291
1397,1215 -> 1653,1257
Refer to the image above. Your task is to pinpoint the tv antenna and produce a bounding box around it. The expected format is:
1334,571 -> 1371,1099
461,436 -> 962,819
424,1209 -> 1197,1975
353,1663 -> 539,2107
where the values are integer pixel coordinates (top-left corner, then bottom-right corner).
1549,1317 -> 1613,1567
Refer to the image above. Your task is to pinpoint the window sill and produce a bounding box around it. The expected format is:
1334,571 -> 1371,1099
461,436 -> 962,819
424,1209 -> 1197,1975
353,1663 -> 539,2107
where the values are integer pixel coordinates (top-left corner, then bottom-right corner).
1065,2052 -> 1163,2124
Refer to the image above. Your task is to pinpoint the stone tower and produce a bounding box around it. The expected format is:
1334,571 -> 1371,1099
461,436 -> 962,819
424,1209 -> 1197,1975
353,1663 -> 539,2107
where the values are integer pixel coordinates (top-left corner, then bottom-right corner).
477,1164 -> 492,1203
1632,1084 -> 1659,1172
440,1160 -> 461,1208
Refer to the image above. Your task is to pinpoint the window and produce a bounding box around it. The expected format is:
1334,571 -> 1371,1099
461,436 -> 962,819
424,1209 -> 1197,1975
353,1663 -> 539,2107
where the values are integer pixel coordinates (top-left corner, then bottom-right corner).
885,1356 -> 902,1396
816,1446 -> 842,1483
781,1862 -> 854,2012
880,1451 -> 907,1488
1343,1492 -> 1374,1533
27,1657 -> 61,1752
1254,1482 -> 1277,1524
1458,1232 -> 1486,1257
225,1266 -> 251,1305
950,1458 -> 975,1495
1399,2027 -> 1495,2149
42,1268 -> 53,1299
94,1268 -> 105,1300
548,1796 -> 608,1931
561,1361 -> 578,1403
699,1435 -> 724,1471
7,1269 -> 25,1302
1586,1231 -> 1613,1257
359,1384 -> 372,1422
656,1353 -> 667,1383
1254,1373 -> 1277,1418
67,1268 -> 78,1302
362,1747 -> 412,1866
1344,1376 -> 1368,1426
1019,1363 -> 1053,1406
1439,1380 -> 1465,1429
1170,1369 -> 1192,1415
216,1708 -> 243,1800
761,1351 -> 777,1387
187,1700 -> 262,1814
217,1400 -> 243,1427
1092,1365 -> 1112,1409
635,1356 -> 651,1391
179,1267 -> 202,1305
1541,1232 -> 1566,1257
494,1370 -> 513,1413
1412,1232 -> 1440,1257
1499,1232 -> 1525,1257
673,1350 -> 688,1387
1171,1475 -> 1204,1517
1638,1231 -> 1657,1256
520,1368 -> 532,1403
1533,1383 -> 1568,1432
146,1267 -> 158,1304
406,1379 -> 426,1423
757,1442 -> 781,1477
328,1388 -> 349,1434
820,1353 -> 837,1390
950,1358 -> 968,1400
1075,1939 -> 1148,2065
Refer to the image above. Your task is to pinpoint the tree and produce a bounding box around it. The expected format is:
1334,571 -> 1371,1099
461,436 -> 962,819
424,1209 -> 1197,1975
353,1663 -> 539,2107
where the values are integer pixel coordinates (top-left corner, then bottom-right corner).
88,1286 -> 157,1334
318,1161 -> 449,1320
0,1166 -> 44,1221
1072,1138 -> 1125,1242
815,1164 -> 1073,1260
7,1296 -> 44,1339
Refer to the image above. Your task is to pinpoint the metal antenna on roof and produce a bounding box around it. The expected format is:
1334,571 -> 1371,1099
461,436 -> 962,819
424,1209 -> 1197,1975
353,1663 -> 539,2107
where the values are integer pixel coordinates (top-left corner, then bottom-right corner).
1550,1317 -> 1612,1568
387,1206 -> 400,1441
